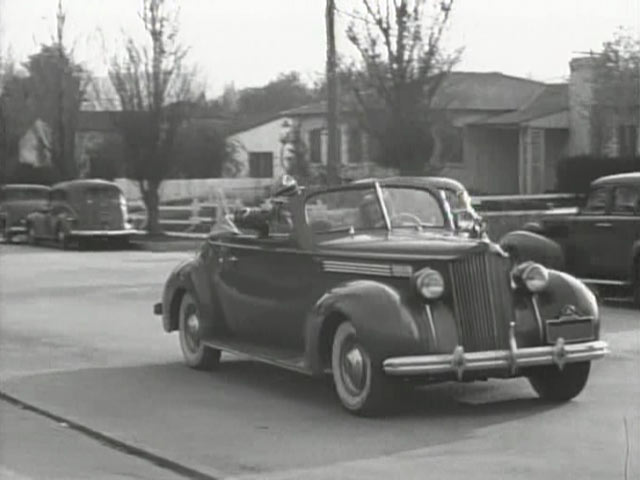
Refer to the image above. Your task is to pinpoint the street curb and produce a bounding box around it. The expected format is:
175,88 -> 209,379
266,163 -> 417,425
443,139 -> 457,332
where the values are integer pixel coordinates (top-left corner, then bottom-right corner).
0,390 -> 222,480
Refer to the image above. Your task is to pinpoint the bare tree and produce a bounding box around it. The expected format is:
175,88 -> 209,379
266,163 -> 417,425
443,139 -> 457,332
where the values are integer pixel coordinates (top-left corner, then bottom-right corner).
109,0 -> 200,233
346,0 -> 460,175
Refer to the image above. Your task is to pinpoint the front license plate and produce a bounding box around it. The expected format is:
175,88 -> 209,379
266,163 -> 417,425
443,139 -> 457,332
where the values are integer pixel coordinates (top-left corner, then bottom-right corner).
546,317 -> 595,344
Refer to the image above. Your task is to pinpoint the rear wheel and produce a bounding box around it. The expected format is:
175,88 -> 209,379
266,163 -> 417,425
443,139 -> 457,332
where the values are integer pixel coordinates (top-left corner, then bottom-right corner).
178,292 -> 221,370
331,321 -> 392,416
528,361 -> 591,402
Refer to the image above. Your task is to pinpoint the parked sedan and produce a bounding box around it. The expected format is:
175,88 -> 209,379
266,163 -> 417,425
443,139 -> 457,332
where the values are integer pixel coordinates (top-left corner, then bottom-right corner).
26,179 -> 136,248
0,184 -> 51,243
502,172 -> 640,306
154,177 -> 608,415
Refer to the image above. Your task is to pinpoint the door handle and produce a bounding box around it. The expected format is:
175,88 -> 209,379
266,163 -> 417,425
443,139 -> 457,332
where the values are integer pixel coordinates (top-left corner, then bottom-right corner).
594,222 -> 613,228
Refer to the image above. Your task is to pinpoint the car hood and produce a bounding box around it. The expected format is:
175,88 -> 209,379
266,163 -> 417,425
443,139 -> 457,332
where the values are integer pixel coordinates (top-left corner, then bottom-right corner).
1,200 -> 48,219
318,230 -> 499,259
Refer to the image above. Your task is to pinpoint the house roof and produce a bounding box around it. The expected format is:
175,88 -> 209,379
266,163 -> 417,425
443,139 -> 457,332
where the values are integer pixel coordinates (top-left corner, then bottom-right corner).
480,83 -> 568,125
431,72 -> 546,110
224,71 -> 552,137
226,112 -> 288,136
280,72 -> 546,116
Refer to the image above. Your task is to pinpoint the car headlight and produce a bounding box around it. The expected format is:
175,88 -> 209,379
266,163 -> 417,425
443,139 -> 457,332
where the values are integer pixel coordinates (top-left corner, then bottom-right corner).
414,268 -> 445,300
514,262 -> 549,293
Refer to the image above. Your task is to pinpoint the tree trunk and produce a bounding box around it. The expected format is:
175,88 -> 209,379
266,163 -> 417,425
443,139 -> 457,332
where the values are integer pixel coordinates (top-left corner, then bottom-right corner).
141,181 -> 162,235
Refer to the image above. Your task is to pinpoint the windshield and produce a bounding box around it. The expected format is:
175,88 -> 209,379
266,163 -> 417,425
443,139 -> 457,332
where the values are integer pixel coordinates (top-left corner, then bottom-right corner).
2,187 -> 49,201
305,186 -> 445,234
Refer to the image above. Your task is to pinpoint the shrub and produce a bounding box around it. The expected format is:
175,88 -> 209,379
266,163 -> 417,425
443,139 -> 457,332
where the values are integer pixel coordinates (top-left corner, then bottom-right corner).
556,155 -> 640,193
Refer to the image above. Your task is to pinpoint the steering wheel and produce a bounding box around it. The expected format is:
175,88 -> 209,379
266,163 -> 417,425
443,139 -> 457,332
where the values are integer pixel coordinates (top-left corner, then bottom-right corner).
389,212 -> 422,227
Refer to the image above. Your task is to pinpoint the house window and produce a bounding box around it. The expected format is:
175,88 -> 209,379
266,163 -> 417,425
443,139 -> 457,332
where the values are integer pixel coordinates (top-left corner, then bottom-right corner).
309,129 -> 322,164
348,127 -> 362,164
248,152 -> 274,178
618,125 -> 638,156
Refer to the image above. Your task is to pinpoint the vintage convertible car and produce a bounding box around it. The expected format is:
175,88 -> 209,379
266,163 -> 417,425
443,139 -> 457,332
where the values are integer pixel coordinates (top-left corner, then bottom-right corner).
155,177 -> 608,415
0,184 -> 51,243
25,179 -> 136,248
501,172 -> 640,306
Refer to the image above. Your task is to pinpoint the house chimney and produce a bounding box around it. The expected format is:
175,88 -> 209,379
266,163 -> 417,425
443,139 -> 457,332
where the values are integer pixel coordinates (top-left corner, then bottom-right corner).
568,56 -> 597,156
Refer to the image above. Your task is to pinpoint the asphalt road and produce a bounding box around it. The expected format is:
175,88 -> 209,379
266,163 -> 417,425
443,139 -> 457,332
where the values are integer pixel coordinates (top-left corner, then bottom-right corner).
0,244 -> 638,480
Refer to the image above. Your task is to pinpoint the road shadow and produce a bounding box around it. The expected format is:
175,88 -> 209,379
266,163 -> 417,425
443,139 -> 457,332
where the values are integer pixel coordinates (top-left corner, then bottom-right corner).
1,357 -> 566,476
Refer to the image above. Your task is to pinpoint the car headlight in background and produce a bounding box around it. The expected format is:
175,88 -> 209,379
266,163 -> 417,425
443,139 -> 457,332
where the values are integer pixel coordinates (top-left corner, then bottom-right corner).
513,262 -> 549,293
414,268 -> 445,300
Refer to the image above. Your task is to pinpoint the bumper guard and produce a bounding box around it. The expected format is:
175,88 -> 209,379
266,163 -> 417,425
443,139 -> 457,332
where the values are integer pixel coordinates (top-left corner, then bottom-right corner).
383,322 -> 609,379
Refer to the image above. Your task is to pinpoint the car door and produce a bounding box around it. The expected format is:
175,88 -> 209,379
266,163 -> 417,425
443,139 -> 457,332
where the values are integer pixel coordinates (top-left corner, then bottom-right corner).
213,204 -> 316,352
600,184 -> 640,281
570,186 -> 613,279
47,189 -> 70,239
32,190 -> 56,238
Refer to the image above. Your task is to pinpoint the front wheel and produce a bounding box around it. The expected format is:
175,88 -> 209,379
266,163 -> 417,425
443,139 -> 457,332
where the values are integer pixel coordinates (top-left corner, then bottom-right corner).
527,361 -> 591,402
178,292 -> 220,370
331,321 -> 392,416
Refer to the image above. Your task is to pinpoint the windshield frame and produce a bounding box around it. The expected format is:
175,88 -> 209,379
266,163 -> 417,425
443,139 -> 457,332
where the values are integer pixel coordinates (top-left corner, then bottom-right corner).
304,181 -> 452,235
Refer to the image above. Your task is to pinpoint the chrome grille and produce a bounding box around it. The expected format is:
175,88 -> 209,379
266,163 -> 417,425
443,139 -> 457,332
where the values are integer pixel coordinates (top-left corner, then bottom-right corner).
449,252 -> 513,352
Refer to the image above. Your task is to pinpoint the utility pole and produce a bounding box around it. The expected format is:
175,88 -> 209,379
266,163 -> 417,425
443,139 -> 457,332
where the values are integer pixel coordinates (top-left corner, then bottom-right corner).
325,0 -> 340,185
56,0 -> 67,179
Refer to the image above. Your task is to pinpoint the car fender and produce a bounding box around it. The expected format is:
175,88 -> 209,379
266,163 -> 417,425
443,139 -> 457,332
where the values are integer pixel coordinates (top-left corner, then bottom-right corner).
535,269 -> 600,339
500,230 -> 565,270
305,279 -> 429,374
160,256 -> 216,332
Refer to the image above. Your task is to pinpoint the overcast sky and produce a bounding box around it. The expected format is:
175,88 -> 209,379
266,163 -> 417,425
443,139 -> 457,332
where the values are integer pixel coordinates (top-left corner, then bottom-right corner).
1,0 -> 638,96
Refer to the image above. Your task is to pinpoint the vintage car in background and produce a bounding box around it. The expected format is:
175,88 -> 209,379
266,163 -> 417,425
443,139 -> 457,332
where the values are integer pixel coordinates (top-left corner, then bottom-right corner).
502,172 -> 640,306
25,179 -> 136,248
154,176 -> 608,415
0,184 -> 51,243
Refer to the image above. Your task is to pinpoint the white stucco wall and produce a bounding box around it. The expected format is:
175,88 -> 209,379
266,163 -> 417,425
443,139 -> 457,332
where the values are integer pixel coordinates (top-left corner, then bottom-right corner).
227,117 -> 290,179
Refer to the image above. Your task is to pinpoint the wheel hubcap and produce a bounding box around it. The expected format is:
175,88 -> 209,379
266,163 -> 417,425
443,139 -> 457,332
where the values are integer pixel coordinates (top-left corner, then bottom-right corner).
341,343 -> 367,395
184,313 -> 200,352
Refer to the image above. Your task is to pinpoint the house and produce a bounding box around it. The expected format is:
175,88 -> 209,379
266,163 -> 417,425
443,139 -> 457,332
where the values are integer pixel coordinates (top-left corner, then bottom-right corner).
226,61 -> 640,194
226,72 -> 547,193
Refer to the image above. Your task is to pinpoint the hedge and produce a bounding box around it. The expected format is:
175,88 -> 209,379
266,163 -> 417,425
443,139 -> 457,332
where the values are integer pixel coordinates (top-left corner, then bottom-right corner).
556,155 -> 640,194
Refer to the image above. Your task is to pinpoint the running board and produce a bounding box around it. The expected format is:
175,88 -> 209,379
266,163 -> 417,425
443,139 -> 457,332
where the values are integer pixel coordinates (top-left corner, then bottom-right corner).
202,337 -> 312,375
580,278 -> 631,287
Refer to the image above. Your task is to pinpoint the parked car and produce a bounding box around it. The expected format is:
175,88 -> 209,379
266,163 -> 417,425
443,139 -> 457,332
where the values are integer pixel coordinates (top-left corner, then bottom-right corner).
502,172 -> 640,306
0,184 -> 51,243
154,176 -> 608,415
25,179 -> 136,248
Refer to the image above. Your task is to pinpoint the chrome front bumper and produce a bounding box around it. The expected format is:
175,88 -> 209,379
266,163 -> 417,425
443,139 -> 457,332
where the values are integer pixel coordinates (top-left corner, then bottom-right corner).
69,229 -> 141,237
383,336 -> 609,379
